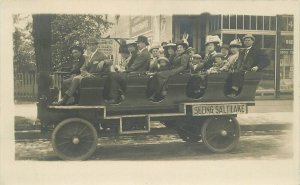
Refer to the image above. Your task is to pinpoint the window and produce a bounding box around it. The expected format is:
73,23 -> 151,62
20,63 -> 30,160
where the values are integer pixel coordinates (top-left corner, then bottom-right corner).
244,15 -> 250,29
237,15 -> 243,29
222,34 -> 236,45
270,16 -> 276,30
287,16 -> 293,31
257,16 -> 263,30
230,15 -> 236,29
223,15 -> 229,29
253,35 -> 262,48
264,35 -> 276,48
251,16 -> 257,30
279,16 -> 288,31
264,16 -> 270,30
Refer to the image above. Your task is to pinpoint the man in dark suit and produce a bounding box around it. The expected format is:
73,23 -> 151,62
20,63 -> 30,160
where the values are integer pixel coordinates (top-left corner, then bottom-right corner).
126,35 -> 151,72
237,34 -> 269,72
105,35 -> 151,104
53,37 -> 112,105
229,34 -> 270,97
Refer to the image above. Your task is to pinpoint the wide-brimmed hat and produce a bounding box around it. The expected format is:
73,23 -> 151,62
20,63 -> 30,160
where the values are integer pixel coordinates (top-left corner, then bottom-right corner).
69,45 -> 84,54
242,34 -> 255,41
163,43 -> 177,50
149,45 -> 160,53
161,41 -> 168,47
205,35 -> 221,45
193,54 -> 202,59
229,39 -> 242,47
126,39 -> 137,46
221,44 -> 230,50
176,40 -> 189,49
212,53 -> 224,59
136,35 -> 149,45
86,37 -> 99,44
157,57 -> 170,64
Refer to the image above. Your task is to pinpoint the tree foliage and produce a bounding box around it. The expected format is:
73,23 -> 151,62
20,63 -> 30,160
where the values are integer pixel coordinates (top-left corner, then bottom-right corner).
51,14 -> 113,69
13,14 -> 35,73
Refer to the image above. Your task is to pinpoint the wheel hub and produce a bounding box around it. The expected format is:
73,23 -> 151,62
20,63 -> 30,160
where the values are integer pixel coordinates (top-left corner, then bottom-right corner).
72,137 -> 80,144
220,130 -> 227,136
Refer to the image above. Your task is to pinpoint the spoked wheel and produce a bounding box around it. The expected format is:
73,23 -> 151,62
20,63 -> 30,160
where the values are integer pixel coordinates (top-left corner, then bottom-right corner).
52,118 -> 98,160
201,116 -> 240,153
177,124 -> 201,143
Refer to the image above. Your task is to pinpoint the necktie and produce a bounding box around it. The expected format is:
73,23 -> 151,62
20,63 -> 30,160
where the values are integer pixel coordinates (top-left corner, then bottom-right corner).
243,49 -> 249,61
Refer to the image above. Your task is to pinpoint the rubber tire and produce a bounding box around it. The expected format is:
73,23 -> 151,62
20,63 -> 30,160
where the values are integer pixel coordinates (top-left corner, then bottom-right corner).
201,116 -> 240,153
52,118 -> 98,160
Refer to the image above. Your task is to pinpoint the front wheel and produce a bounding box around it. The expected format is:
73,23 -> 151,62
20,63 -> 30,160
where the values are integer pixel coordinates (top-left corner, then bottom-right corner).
201,116 -> 240,153
52,118 -> 98,160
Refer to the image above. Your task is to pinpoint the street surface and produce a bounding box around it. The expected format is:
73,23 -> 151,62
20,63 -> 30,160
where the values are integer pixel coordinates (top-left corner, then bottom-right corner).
15,130 -> 292,161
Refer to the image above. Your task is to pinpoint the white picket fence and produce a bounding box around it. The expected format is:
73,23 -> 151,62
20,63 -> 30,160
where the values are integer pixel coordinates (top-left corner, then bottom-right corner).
14,72 -> 37,100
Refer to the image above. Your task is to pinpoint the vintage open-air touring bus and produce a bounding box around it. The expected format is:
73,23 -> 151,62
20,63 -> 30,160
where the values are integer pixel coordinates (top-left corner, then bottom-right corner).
33,15 -> 263,160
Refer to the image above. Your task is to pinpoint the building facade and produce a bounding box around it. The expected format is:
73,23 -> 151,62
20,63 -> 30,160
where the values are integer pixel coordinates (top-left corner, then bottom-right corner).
106,14 -> 294,99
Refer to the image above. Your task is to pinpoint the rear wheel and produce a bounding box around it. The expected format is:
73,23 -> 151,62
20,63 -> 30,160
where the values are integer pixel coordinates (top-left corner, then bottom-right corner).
52,118 -> 98,160
201,116 -> 240,153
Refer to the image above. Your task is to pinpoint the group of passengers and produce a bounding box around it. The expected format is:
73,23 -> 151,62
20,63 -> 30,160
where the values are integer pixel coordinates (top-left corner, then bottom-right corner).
53,33 -> 269,106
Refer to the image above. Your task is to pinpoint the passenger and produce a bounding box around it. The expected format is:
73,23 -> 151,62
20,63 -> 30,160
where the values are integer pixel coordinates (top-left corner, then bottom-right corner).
163,43 -> 177,65
149,45 -> 160,72
203,35 -> 221,71
161,41 -> 168,57
187,47 -> 195,63
147,57 -> 170,99
228,34 -> 270,97
105,35 -> 151,104
186,54 -> 206,98
53,37 -> 113,105
237,34 -> 270,72
220,44 -> 230,60
221,39 -> 242,72
126,39 -> 138,69
60,45 -> 85,103
148,40 -> 189,102
114,43 -> 130,72
126,35 -> 151,72
207,53 -> 226,74
189,54 -> 204,74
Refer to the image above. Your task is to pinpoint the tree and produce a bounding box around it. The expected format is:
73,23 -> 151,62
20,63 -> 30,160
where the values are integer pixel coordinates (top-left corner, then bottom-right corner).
13,14 -> 36,73
51,14 -> 113,70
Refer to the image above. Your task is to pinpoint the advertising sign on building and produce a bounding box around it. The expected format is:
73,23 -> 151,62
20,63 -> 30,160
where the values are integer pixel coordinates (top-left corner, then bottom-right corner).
129,16 -> 152,37
98,39 -> 114,57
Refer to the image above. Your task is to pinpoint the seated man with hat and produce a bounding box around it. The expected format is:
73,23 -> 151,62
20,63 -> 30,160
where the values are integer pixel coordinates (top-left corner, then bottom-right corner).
53,37 -> 113,105
228,34 -> 270,97
207,53 -> 227,74
105,35 -> 151,104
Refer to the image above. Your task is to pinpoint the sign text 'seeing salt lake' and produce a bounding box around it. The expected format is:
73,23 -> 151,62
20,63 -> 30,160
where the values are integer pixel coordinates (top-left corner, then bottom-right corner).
192,104 -> 247,115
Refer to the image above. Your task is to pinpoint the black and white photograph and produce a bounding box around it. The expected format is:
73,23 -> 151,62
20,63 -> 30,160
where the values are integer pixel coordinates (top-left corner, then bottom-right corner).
1,1 -> 299,185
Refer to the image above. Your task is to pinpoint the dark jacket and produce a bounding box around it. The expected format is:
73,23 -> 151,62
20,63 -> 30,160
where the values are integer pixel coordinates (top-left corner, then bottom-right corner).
203,51 -> 216,71
70,55 -> 85,75
81,49 -> 112,74
127,48 -> 151,72
127,51 -> 137,69
237,47 -> 270,72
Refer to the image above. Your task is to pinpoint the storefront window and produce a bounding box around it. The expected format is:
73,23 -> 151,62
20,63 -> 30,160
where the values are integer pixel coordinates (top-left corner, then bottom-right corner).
257,49 -> 275,92
270,16 -> 276,30
264,16 -> 270,30
279,35 -> 293,92
257,16 -> 263,30
287,16 -> 293,31
222,34 -> 235,45
237,15 -> 243,29
223,15 -> 229,29
250,16 -> 257,30
244,15 -> 250,29
264,35 -> 276,48
230,15 -> 236,29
